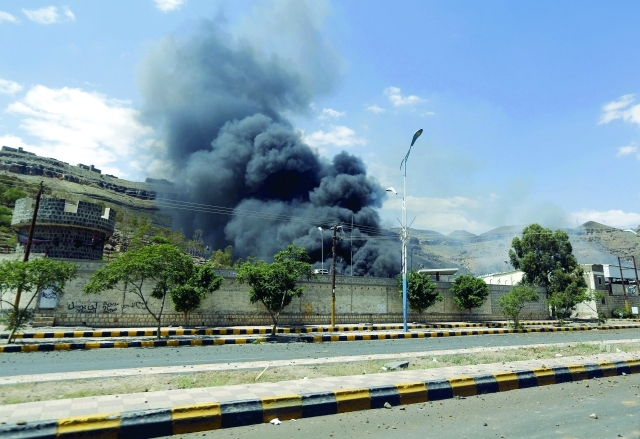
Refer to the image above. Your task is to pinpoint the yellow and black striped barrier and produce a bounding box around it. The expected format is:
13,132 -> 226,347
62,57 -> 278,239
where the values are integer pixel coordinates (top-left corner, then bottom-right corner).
2,357 -> 638,438
299,324 -> 640,343
0,321 -> 563,340
2,324 -> 640,353
0,337 -> 270,353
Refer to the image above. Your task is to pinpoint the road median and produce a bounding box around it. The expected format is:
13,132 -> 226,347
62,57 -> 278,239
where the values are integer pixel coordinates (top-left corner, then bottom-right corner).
1,353 -> 638,438
3,323 -> 640,353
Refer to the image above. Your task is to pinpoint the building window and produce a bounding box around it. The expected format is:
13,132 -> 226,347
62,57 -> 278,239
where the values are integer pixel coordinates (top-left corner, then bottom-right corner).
597,277 -> 602,285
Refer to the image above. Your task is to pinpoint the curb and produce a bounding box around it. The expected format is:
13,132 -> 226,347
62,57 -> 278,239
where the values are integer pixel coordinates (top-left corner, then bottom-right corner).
2,357 -> 638,438
0,337 -> 270,353
298,324 -> 640,343
0,321 -> 558,340
2,324 -> 640,353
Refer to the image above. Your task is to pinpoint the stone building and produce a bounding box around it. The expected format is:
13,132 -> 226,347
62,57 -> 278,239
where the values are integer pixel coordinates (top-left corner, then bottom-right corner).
11,197 -> 116,260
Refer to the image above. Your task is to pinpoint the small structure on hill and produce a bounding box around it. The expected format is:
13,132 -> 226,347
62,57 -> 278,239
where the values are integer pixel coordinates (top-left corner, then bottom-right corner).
11,197 -> 116,260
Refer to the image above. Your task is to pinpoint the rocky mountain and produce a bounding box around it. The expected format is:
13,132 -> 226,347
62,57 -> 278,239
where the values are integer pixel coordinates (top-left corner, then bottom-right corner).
394,222 -> 640,277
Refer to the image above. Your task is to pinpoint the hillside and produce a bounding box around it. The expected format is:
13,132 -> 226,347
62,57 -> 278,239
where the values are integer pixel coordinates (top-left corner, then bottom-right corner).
0,148 -> 172,227
396,222 -> 640,277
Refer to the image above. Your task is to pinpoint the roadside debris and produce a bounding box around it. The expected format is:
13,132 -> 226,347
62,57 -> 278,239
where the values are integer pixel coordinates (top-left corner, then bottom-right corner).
255,365 -> 269,381
384,361 -> 409,370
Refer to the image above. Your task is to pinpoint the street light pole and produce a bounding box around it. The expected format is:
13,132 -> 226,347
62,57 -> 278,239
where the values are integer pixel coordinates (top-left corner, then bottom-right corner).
387,129 -> 423,333
317,227 -> 323,271
330,224 -> 342,331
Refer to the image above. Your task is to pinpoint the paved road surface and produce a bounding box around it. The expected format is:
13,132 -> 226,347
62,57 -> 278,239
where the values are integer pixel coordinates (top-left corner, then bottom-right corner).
166,373 -> 640,439
2,329 -> 640,377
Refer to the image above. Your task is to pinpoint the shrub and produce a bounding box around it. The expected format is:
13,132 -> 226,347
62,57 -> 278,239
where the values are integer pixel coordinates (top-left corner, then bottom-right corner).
597,312 -> 607,325
612,307 -> 632,318
497,285 -> 539,329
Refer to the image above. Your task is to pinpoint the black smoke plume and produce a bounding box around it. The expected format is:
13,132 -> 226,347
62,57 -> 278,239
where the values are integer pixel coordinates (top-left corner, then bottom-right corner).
138,1 -> 400,276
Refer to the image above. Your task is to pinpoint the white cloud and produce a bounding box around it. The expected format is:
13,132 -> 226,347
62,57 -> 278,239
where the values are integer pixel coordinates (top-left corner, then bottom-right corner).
4,85 -> 154,177
0,134 -> 31,151
599,94 -> 640,125
63,6 -> 75,21
318,108 -> 345,120
366,105 -> 385,114
22,6 -> 75,24
302,125 -> 366,148
384,86 -> 425,107
154,0 -> 187,12
0,11 -> 17,23
617,144 -> 637,156
0,78 -> 22,94
422,111 -> 437,117
570,209 -> 640,229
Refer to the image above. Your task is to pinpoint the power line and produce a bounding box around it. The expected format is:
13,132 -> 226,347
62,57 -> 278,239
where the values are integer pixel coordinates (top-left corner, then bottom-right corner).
0,176 -> 637,247
0,177 -> 398,240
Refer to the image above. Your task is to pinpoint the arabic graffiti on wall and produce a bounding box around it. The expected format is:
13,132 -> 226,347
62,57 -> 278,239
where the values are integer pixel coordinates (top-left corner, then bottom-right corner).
66,300 -> 147,314
67,300 -> 99,314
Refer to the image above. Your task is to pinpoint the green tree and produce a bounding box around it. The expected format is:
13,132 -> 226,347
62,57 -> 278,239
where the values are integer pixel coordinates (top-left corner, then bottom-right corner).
84,244 -> 193,338
210,246 -> 234,268
508,224 -> 580,291
0,206 -> 13,227
236,244 -> 316,335
1,187 -> 27,206
450,274 -> 490,317
0,258 -> 78,343
152,228 -> 186,249
546,268 -> 601,319
185,229 -> 205,257
497,285 -> 540,328
399,269 -> 442,314
509,223 -> 593,317
170,264 -> 223,326
5,234 -> 17,249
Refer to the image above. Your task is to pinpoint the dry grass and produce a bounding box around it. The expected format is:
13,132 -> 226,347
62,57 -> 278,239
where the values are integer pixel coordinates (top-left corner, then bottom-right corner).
2,342 -> 638,405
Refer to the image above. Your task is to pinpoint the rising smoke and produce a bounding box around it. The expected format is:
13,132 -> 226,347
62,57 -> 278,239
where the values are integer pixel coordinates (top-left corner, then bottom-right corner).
137,1 -> 400,276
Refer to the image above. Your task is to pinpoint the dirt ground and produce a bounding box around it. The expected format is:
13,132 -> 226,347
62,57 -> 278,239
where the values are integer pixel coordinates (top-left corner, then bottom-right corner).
2,342 -> 638,405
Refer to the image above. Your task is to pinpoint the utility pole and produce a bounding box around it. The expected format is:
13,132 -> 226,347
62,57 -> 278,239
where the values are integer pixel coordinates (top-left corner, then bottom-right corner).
633,256 -> 640,299
330,225 -> 341,331
617,256 -> 630,313
9,182 -> 44,342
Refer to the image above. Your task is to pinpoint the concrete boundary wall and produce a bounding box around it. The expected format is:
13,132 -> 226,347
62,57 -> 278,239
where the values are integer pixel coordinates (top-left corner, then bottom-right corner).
2,258 -> 551,327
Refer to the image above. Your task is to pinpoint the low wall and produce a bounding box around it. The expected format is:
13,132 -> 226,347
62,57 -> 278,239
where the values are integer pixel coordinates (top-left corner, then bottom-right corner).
4,259 -> 551,327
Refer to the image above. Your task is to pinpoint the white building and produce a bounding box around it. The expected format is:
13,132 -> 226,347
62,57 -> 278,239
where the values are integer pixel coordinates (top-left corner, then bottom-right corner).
479,263 -> 640,318
479,270 -> 523,286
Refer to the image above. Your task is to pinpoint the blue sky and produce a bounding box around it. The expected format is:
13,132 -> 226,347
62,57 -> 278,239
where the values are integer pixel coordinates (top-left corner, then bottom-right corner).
1,0 -> 640,234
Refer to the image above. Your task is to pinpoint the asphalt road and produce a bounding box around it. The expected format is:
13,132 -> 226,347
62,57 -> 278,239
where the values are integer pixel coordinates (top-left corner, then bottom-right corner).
166,373 -> 640,439
2,329 -> 640,377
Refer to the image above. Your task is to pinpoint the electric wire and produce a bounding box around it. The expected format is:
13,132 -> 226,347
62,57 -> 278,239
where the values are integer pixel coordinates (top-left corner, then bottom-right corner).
0,176 -> 638,251
0,176 -> 399,240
